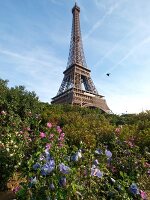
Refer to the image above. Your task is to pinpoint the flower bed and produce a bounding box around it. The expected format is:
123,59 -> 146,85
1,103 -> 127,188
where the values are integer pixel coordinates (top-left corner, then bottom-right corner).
0,110 -> 149,200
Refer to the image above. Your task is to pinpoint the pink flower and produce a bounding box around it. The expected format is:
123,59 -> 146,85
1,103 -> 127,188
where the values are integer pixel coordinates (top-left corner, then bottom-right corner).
58,137 -> 64,141
49,134 -> 54,139
144,162 -> 150,168
60,132 -> 65,137
47,122 -> 52,128
140,190 -> 147,199
57,126 -> 62,133
40,132 -> 46,138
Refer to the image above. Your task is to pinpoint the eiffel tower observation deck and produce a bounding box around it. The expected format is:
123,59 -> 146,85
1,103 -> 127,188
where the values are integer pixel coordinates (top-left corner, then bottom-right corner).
51,3 -> 110,113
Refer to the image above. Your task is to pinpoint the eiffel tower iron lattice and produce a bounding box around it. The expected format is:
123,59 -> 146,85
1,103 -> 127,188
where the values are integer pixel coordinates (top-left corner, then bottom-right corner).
51,3 -> 111,113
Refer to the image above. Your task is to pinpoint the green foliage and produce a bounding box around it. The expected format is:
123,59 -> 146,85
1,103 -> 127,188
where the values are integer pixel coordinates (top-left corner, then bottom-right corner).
0,79 -> 45,119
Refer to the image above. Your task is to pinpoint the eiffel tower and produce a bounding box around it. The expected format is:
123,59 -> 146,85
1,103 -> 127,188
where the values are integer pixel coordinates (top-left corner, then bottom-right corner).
51,3 -> 110,113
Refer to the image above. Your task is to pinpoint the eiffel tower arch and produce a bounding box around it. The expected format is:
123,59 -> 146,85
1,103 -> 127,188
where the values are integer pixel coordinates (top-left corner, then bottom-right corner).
51,3 -> 111,113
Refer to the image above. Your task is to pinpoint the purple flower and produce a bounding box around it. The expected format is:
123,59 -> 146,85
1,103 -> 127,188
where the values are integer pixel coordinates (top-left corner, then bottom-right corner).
71,150 -> 82,162
93,159 -> 99,166
46,143 -> 51,150
45,149 -> 51,161
41,159 -> 55,176
95,149 -> 103,155
59,177 -> 66,187
129,183 -> 140,195
91,165 -> 103,178
33,163 -> 40,170
71,154 -> 79,161
13,186 -> 20,193
59,163 -> 70,174
105,150 -> 112,158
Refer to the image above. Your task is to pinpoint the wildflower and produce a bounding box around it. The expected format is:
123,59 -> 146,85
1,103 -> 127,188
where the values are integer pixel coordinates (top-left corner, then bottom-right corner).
12,186 -> 20,193
41,159 -> 55,176
49,183 -> 55,190
140,190 -> 147,199
110,177 -> 116,183
77,150 -> 82,158
57,126 -> 62,133
71,154 -> 78,161
49,134 -> 54,139
91,165 -> 103,178
129,183 -> 140,195
71,150 -> 82,161
46,143 -> 51,150
58,136 -> 64,141
60,132 -> 65,137
47,122 -> 52,128
1,110 -> 6,115
33,163 -> 40,170
45,149 -> 51,162
95,149 -> 103,155
30,177 -> 37,184
59,163 -> 70,174
105,149 -> 112,158
59,177 -> 66,187
40,132 -> 46,138
144,162 -> 150,168
93,159 -> 99,166
39,155 -> 45,161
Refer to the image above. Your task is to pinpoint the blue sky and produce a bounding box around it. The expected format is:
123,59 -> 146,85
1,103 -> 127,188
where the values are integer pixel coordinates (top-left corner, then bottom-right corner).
0,0 -> 150,114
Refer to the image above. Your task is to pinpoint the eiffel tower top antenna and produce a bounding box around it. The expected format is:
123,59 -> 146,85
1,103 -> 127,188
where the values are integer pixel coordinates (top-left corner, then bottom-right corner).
67,1 -> 87,69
